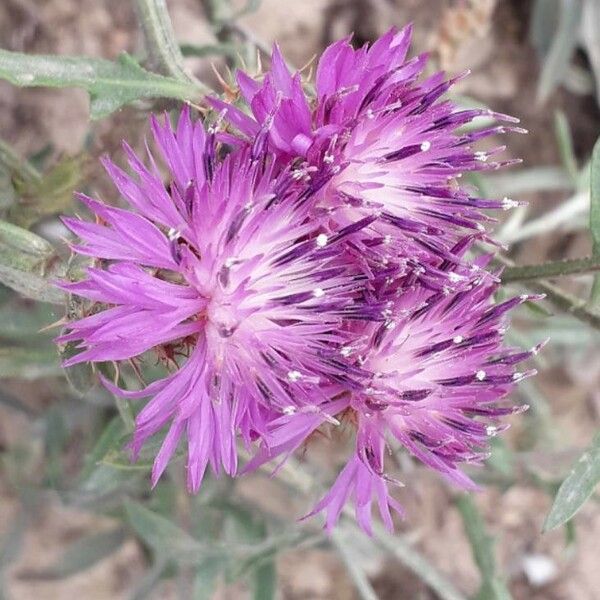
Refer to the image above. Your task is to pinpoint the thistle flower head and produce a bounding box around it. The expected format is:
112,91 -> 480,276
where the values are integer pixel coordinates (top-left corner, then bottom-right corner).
58,108 -> 376,491
55,29 -> 537,536
211,25 -> 525,276
250,259 -> 539,533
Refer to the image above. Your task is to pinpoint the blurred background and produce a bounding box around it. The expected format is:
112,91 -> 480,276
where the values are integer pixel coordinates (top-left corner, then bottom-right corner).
1,0 -> 600,598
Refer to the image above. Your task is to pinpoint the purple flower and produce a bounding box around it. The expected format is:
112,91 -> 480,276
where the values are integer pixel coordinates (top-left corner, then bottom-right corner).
55,29 -> 538,536
249,255 -> 541,533
211,26 -> 525,276
58,108 -> 376,491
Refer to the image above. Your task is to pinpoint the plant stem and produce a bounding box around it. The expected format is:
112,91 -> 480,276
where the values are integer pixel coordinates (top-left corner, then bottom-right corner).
332,528 -> 380,600
493,252 -> 600,330
501,255 -> 600,282
134,0 -> 209,91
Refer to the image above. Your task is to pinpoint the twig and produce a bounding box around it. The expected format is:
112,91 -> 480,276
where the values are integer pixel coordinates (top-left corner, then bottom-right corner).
493,252 -> 600,330
501,255 -> 600,283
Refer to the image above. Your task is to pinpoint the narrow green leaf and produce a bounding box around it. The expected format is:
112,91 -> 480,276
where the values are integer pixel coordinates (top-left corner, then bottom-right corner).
581,0 -> 600,108
455,496 -> 512,600
124,499 -> 204,559
371,523 -> 467,600
332,528 -> 379,600
0,50 -> 201,120
19,528 -> 126,580
529,0 -> 561,59
82,416 -> 126,479
544,432 -> 600,531
553,111 -> 578,183
0,345 -> 61,379
193,557 -> 222,600
0,219 -> 65,303
9,156 -> 83,228
252,558 -> 277,600
0,219 -> 54,266
180,43 -> 239,59
135,0 -> 200,85
589,137 -> 600,306
536,0 -> 583,104
0,138 -> 41,186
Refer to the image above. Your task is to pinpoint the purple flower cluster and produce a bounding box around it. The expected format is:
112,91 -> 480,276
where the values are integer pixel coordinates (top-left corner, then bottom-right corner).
59,26 -> 537,533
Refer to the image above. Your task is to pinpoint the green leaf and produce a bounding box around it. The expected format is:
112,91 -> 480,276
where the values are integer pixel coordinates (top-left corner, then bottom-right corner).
0,345 -> 61,379
9,156 -> 83,228
193,557 -> 222,600
529,0 -> 561,59
124,499 -> 205,559
332,528 -> 379,600
581,0 -> 600,108
135,0 -> 199,84
371,523 -> 467,600
252,558 -> 277,600
0,50 -> 201,120
0,299 -> 57,342
553,111 -> 578,184
544,432 -> 600,531
536,0 -> 583,104
0,219 -> 65,303
456,496 -> 512,600
589,137 -> 600,306
19,528 -> 126,580
82,416 -> 126,479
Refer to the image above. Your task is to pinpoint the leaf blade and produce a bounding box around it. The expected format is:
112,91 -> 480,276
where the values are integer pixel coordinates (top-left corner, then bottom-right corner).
544,432 -> 600,531
0,50 -> 201,119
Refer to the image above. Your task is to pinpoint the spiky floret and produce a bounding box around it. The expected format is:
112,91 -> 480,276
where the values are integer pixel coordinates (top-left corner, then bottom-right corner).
211,25 -> 525,276
58,108 -> 379,492
248,258 -> 541,533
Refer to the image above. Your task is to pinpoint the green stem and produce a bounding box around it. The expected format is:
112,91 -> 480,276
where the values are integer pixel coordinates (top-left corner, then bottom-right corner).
369,523 -> 468,600
134,0 -> 208,90
332,528 -> 380,600
492,252 -> 600,330
501,255 -> 600,282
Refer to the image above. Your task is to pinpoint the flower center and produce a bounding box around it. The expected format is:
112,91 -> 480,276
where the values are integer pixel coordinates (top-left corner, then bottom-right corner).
206,301 -> 239,338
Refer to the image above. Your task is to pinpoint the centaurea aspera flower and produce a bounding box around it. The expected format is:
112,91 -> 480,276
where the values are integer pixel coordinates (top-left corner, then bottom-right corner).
250,257 -> 541,533
56,28 -> 538,536
58,108 -> 378,491
211,25 -> 525,280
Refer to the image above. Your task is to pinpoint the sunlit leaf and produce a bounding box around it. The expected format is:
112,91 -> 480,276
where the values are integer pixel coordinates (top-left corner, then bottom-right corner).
0,50 -> 201,120
544,432 -> 600,531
